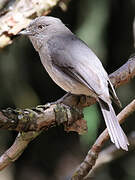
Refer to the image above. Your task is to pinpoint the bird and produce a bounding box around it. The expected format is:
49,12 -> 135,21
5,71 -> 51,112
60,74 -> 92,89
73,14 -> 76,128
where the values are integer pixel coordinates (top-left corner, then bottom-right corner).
19,16 -> 129,151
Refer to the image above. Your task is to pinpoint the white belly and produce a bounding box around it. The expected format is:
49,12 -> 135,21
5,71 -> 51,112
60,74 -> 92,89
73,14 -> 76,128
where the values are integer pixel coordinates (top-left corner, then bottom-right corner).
39,48 -> 97,98
45,63 -> 97,98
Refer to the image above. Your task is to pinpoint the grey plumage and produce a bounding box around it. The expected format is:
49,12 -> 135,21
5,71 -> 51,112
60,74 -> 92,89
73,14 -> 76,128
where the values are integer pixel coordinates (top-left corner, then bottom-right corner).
19,16 -> 129,150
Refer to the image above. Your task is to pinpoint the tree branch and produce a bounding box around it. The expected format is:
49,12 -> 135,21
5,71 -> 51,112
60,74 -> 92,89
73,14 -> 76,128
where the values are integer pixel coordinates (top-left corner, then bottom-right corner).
0,104 -> 86,171
71,99 -> 135,180
109,56 -> 135,88
0,0 -> 63,48
0,131 -> 41,170
0,104 -> 86,132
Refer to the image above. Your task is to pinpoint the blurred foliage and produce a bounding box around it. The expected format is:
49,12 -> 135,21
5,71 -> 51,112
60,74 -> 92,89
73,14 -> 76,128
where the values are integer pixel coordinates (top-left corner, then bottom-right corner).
81,105 -> 100,146
0,39 -> 39,108
0,0 -> 135,179
76,0 -> 110,59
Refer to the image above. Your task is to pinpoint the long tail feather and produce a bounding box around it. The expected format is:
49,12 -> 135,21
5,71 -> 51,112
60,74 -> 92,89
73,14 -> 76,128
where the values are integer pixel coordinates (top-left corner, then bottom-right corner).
99,100 -> 129,151
108,80 -> 122,108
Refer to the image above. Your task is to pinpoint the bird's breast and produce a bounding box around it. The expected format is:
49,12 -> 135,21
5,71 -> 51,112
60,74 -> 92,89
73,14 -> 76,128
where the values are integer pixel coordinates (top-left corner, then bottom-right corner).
40,56 -> 96,98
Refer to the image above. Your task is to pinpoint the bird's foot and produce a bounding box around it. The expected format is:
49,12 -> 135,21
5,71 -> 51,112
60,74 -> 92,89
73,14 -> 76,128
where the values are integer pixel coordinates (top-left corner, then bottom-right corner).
48,92 -> 72,106
55,92 -> 72,104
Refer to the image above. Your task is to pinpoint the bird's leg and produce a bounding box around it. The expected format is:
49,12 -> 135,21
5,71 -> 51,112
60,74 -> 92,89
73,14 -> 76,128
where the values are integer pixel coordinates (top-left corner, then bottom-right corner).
40,93 -> 72,111
47,93 -> 84,109
55,92 -> 72,104
48,92 -> 72,106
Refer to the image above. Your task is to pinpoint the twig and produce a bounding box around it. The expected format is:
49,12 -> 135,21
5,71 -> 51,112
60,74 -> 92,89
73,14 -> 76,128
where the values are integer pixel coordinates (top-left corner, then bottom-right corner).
71,99 -> 135,180
85,132 -> 135,179
109,56 -> 135,88
0,131 -> 41,170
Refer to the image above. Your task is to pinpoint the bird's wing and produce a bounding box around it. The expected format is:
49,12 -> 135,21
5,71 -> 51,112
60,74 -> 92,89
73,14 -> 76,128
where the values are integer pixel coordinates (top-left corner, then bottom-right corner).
47,33 -> 109,96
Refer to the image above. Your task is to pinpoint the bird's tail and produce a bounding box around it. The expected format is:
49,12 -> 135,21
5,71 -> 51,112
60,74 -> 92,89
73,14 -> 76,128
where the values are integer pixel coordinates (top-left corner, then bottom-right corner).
99,100 -> 129,151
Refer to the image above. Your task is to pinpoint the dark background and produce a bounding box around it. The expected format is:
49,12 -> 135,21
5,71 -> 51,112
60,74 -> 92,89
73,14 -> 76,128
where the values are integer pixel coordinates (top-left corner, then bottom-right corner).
0,0 -> 135,179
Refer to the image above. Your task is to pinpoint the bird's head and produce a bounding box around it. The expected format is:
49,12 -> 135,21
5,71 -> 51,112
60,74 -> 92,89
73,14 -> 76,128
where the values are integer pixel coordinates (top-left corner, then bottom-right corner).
19,16 -> 63,37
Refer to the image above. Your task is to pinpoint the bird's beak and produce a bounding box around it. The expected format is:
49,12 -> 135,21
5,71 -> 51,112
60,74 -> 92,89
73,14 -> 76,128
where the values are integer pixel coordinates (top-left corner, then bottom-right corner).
18,29 -> 32,36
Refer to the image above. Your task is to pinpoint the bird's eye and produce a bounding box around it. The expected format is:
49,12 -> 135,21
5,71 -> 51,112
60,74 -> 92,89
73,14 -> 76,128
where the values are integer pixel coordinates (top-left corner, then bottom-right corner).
38,25 -> 44,29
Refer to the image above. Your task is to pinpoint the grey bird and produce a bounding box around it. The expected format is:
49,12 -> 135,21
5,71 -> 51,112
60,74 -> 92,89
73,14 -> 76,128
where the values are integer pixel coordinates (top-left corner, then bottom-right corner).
19,16 -> 129,150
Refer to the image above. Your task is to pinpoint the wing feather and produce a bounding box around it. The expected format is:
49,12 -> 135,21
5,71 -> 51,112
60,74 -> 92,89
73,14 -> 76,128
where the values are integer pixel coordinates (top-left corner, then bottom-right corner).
47,33 -> 109,96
